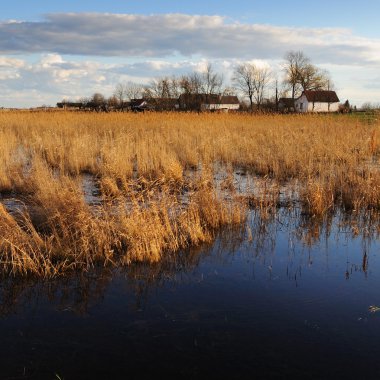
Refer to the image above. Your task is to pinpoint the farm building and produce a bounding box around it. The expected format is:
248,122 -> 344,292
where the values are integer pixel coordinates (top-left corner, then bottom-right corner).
130,99 -> 151,112
56,102 -> 83,110
294,90 -> 340,113
178,94 -> 240,112
148,98 -> 178,111
129,98 -> 178,112
278,98 -> 295,113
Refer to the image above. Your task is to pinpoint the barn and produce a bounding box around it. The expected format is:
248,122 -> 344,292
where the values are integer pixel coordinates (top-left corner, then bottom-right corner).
294,91 -> 340,113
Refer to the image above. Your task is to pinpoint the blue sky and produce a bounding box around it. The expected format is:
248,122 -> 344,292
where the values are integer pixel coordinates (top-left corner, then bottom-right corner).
3,0 -> 379,37
1,1 -> 379,107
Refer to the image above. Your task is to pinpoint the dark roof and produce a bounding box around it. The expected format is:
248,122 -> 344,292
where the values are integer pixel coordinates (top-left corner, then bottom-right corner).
178,94 -> 239,105
219,95 -> 240,105
302,91 -> 339,103
57,102 -> 83,108
149,98 -> 178,106
130,99 -> 147,108
278,98 -> 294,107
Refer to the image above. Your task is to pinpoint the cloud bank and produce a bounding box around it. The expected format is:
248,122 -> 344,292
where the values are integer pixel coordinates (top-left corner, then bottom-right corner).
0,13 -> 379,107
0,53 -> 378,108
1,13 -> 380,65
0,54 -> 239,107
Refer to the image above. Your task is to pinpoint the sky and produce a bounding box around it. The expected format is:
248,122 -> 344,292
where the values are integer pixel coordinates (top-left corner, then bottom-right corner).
1,0 -> 380,107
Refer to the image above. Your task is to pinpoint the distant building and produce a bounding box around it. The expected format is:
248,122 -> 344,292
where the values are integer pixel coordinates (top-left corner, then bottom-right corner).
295,91 -> 340,113
56,102 -> 83,110
130,99 -> 150,112
278,98 -> 295,113
148,98 -> 179,111
178,94 -> 240,112
129,98 -> 179,112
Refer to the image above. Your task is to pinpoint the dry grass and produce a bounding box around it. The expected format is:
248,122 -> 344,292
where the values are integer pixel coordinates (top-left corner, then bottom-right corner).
0,154 -> 246,276
0,110 -> 379,276
0,111 -> 378,183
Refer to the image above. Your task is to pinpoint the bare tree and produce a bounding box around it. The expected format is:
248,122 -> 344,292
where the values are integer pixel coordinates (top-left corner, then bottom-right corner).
179,72 -> 203,95
125,82 -> 143,101
168,77 -> 181,99
114,82 -> 143,110
233,64 -> 255,111
114,83 -> 127,107
272,76 -> 280,111
252,66 -> 271,110
201,63 -> 223,96
142,76 -> 181,111
107,95 -> 119,109
222,87 -> 237,96
145,77 -> 180,99
298,64 -> 330,92
233,63 -> 271,111
283,51 -> 332,100
79,96 -> 91,105
179,64 -> 223,96
90,93 -> 106,111
361,102 -> 380,111
283,51 -> 309,100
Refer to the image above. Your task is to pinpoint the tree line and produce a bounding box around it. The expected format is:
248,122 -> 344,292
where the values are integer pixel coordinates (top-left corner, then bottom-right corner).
59,51 -> 335,112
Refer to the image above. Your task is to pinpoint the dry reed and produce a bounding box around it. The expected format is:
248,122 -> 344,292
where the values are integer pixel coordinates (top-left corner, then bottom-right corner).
0,110 -> 379,276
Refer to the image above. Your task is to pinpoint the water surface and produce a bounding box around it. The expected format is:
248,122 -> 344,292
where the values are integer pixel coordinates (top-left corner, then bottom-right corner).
1,209 -> 379,379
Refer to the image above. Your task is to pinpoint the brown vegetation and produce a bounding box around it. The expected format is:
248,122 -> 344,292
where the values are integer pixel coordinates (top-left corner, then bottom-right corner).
0,111 -> 379,276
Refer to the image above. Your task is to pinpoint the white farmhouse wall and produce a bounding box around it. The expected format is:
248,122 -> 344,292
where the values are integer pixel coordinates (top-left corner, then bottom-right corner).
295,95 -> 339,113
307,102 -> 339,112
294,95 -> 308,113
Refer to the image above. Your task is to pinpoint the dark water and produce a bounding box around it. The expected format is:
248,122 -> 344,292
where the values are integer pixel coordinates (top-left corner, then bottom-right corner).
1,209 -> 380,379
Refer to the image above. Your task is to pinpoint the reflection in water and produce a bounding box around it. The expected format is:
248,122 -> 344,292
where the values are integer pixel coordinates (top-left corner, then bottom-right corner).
0,207 -> 379,379
0,208 -> 377,318
0,270 -> 113,317
247,207 -> 378,285
0,233 -> 238,317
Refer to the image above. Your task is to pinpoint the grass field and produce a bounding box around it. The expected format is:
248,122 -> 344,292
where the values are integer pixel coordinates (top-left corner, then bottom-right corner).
0,111 -> 379,276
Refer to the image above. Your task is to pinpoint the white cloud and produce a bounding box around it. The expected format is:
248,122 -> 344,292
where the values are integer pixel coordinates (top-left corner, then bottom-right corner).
0,13 -> 379,108
0,54 -> 373,108
0,56 -> 25,81
40,53 -> 64,67
0,71 -> 20,80
0,13 -> 380,66
0,56 -> 25,68
243,59 -> 272,69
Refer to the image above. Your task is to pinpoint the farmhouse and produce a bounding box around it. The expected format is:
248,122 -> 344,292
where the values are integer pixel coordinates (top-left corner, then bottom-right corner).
294,90 -> 340,113
178,94 -> 240,112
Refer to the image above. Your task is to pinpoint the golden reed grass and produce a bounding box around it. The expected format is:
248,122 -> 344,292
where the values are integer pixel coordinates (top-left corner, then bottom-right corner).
0,111 -> 379,276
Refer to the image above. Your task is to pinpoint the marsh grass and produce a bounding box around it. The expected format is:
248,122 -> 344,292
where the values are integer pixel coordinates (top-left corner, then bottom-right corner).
0,155 -> 246,276
0,111 -> 379,276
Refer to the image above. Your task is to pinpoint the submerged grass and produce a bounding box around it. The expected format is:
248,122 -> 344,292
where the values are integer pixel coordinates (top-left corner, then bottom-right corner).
0,157 -> 246,276
0,111 -> 379,276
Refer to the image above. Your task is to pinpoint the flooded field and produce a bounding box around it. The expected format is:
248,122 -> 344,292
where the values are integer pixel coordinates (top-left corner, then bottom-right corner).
0,112 -> 379,378
1,206 -> 379,379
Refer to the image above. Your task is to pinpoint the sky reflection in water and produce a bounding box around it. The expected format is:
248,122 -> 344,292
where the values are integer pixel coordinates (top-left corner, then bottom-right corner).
0,209 -> 379,379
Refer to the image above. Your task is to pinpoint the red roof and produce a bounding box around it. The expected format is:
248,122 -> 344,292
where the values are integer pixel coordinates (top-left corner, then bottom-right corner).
302,91 -> 339,103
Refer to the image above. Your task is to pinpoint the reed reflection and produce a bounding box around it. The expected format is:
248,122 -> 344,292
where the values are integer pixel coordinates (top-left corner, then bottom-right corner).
0,208 -> 377,317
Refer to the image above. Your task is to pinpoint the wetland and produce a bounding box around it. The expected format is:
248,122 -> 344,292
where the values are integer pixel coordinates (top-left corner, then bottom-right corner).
0,111 -> 379,378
